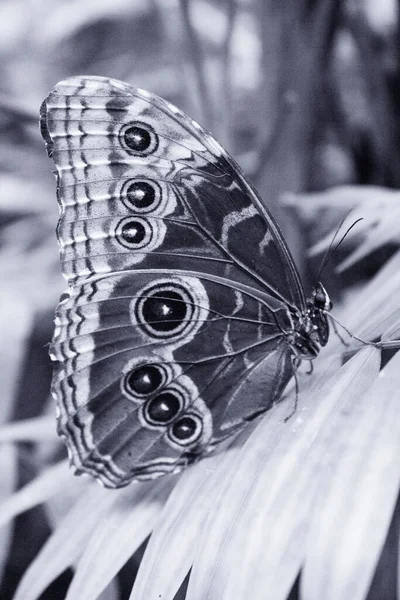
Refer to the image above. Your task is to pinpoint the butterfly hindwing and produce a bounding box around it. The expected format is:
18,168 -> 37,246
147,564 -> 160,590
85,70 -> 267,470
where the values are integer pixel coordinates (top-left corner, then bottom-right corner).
41,76 -> 308,487
51,270 -> 294,487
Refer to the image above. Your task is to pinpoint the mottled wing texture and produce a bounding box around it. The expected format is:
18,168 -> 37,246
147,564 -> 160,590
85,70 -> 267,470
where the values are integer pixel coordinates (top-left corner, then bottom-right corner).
41,76 -> 301,487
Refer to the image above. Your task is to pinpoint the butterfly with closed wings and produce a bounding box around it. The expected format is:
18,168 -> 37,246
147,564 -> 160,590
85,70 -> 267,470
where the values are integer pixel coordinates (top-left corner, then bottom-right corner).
40,76 -> 332,488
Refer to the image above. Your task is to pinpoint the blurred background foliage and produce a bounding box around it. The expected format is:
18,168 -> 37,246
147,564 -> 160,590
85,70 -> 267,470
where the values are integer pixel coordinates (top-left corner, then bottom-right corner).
0,0 -> 400,598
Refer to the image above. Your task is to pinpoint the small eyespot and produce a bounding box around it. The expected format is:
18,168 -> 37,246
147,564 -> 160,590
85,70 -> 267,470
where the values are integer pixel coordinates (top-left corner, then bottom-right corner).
121,220 -> 145,243
115,216 -> 152,249
168,414 -> 202,446
135,283 -> 195,339
123,363 -> 165,397
144,390 -> 182,425
119,121 -> 158,156
121,180 -> 161,213
124,126 -> 150,151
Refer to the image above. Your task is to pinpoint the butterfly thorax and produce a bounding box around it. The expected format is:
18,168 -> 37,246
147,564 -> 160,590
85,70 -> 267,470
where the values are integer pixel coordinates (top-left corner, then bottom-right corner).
290,282 -> 332,360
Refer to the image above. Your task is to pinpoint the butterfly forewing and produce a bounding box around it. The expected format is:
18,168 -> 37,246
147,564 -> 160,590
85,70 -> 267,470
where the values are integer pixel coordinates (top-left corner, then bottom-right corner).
41,76 -> 305,308
41,76 -> 319,488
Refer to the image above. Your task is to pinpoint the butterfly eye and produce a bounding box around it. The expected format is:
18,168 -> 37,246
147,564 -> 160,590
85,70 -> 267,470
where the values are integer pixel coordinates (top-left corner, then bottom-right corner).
122,180 -> 161,213
143,390 -> 183,425
168,414 -> 202,446
135,284 -> 195,339
313,282 -> 332,311
120,121 -> 158,156
123,363 -> 165,397
116,216 -> 153,249
314,290 -> 326,307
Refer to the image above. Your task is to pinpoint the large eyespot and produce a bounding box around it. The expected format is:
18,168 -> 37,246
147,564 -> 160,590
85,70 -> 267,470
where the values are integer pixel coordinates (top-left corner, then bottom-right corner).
131,277 -> 209,345
122,180 -> 161,213
123,363 -> 166,398
168,414 -> 203,446
143,389 -> 183,425
134,283 -> 195,339
119,121 -> 158,156
115,216 -> 153,249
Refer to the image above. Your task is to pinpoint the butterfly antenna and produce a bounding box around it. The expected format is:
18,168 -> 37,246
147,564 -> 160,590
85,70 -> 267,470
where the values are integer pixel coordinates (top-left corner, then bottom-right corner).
315,216 -> 363,283
314,214 -> 349,282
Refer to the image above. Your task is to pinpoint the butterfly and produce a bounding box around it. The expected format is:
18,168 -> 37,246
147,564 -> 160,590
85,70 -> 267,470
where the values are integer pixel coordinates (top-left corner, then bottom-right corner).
40,76 -> 331,488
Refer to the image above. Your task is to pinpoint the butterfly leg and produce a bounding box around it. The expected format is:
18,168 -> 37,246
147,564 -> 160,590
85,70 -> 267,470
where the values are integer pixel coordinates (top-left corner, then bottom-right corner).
329,315 -> 350,347
283,356 -> 300,422
329,314 -> 382,349
305,359 -> 314,375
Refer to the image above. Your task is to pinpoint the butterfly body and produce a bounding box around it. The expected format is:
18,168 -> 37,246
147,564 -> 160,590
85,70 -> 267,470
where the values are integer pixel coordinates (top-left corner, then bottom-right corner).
41,76 -> 330,487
